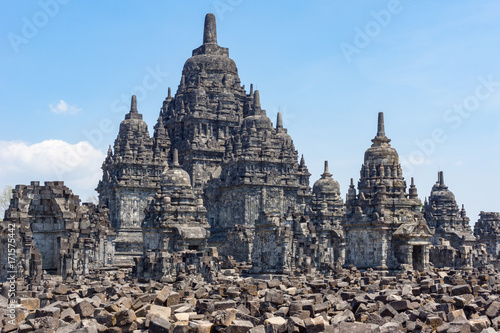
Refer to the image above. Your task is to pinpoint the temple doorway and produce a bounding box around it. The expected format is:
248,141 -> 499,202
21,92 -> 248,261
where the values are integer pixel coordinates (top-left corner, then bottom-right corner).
412,245 -> 425,271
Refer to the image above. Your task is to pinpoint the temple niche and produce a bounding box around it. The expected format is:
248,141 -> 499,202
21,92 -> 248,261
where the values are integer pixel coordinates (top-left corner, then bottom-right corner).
343,112 -> 432,272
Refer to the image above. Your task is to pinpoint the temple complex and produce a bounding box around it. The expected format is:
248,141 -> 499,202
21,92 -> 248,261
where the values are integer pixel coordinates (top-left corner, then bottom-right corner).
3,13 -> 500,283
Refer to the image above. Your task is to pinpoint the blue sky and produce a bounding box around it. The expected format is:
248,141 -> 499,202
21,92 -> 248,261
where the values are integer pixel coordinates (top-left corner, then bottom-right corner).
1,0 -> 500,223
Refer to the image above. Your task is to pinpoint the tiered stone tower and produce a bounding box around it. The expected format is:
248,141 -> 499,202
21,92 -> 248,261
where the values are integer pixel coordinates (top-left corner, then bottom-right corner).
157,14 -> 247,192
140,149 -> 210,278
423,171 -> 475,268
343,113 -> 432,271
475,212 -> 500,259
310,161 -> 345,266
424,171 -> 474,245
205,92 -> 307,262
96,96 -> 169,265
143,149 -> 209,252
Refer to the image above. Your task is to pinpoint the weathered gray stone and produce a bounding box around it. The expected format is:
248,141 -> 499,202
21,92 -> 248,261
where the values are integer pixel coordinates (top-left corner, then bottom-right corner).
226,319 -> 254,333
149,316 -> 171,333
343,113 -> 432,272
74,300 -> 95,318
424,171 -> 477,269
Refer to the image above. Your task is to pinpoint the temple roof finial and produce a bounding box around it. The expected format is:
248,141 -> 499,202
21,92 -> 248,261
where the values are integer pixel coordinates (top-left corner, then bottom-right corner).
173,149 -> 179,167
131,95 -> 138,113
276,111 -> 283,129
167,87 -> 171,99
124,94 -> 143,120
254,90 -> 261,109
377,112 -> 385,137
438,171 -> 444,186
192,13 -> 228,56
203,13 -> 217,44
371,112 -> 390,146
321,160 -> 332,179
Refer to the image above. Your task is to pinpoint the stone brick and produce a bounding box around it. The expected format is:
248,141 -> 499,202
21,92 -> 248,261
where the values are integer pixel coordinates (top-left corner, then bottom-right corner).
74,300 -> 95,318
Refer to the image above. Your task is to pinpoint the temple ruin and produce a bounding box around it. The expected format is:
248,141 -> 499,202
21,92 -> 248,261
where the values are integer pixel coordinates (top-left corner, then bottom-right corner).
2,13 -> 500,283
343,113 -> 432,272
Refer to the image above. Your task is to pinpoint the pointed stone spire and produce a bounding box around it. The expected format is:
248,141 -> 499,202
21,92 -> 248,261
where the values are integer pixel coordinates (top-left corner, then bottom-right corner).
438,171 -> 444,186
276,111 -> 283,130
167,87 -> 172,99
254,90 -> 261,109
461,204 -> 466,218
203,13 -> 217,44
250,90 -> 265,116
173,148 -> 179,167
324,161 -> 330,175
250,83 -> 254,95
409,177 -> 418,199
131,95 -> 138,113
299,154 -> 306,168
347,178 -> 357,201
107,145 -> 112,156
192,13 -> 228,56
125,95 -> 142,120
371,112 -> 390,145
377,112 -> 385,137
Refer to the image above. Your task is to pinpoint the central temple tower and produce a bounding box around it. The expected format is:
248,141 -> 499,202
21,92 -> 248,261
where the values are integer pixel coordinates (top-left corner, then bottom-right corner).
157,14 -> 248,192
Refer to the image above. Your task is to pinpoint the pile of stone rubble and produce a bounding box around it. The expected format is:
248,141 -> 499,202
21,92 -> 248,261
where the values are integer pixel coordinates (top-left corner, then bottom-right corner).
2,266 -> 500,333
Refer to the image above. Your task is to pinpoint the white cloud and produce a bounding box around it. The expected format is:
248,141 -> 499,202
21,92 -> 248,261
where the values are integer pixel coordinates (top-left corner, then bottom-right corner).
49,100 -> 82,115
0,140 -> 105,202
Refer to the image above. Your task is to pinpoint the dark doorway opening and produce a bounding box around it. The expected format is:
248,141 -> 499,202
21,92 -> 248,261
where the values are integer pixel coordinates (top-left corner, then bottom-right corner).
412,245 -> 424,271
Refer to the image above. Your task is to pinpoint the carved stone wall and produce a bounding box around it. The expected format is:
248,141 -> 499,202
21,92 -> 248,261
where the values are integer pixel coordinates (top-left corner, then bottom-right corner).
423,171 -> 476,268
475,211 -> 500,258
343,113 -> 432,272
157,14 -> 247,193
97,95 -> 168,265
0,181 -> 114,282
